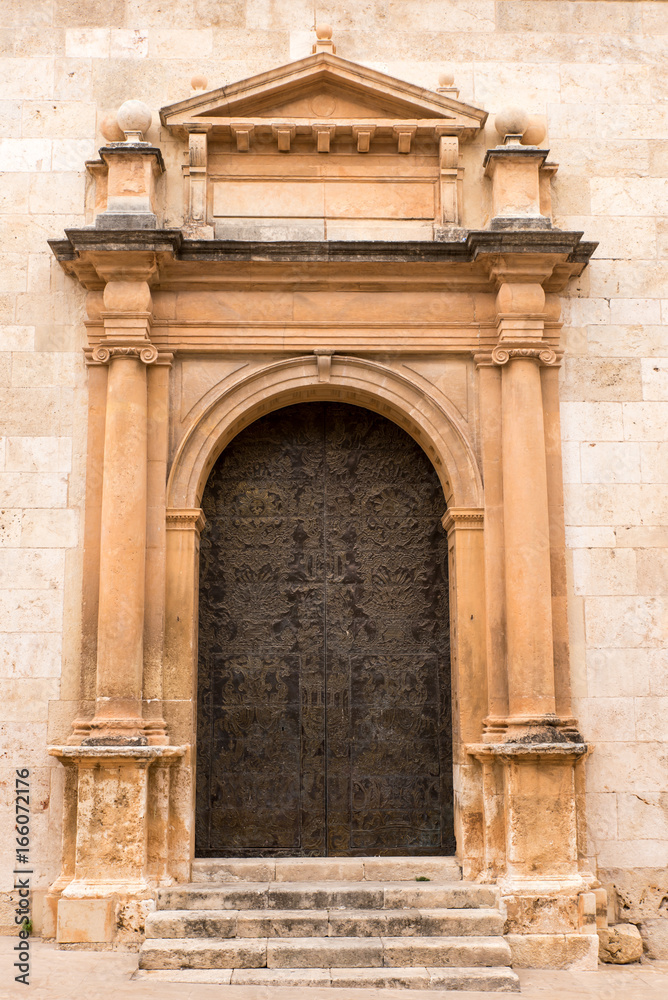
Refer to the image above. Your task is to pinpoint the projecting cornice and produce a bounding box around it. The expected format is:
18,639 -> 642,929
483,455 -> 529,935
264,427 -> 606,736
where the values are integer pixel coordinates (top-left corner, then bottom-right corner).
48,229 -> 597,293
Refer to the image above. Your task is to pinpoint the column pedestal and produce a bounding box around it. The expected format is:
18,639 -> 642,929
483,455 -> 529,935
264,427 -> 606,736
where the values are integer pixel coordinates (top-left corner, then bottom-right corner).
48,746 -> 184,944
469,741 -> 598,971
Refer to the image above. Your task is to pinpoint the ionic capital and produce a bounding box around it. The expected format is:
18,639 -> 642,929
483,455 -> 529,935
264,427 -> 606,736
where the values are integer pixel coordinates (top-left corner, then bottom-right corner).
92,344 -> 159,365
491,345 -> 559,367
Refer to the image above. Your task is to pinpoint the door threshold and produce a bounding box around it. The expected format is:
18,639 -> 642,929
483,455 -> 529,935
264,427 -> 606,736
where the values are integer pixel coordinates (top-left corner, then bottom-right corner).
191,855 -> 462,883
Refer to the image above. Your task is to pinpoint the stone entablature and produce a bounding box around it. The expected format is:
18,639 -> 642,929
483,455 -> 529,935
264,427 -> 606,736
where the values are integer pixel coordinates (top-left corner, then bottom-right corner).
44,36 -> 601,967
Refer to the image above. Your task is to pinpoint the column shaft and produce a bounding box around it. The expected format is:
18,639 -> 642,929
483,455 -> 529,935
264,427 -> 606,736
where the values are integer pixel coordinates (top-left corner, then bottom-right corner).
93,355 -> 148,733
501,356 -> 556,721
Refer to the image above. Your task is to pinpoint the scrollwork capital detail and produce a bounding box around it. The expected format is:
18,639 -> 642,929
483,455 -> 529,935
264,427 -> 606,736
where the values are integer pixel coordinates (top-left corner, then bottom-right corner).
491,346 -> 558,367
91,344 -> 159,366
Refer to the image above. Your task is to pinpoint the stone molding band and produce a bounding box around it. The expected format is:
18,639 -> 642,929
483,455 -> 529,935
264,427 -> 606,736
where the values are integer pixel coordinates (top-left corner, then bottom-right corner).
442,507 -> 485,533
166,508 -> 206,533
467,741 -> 589,764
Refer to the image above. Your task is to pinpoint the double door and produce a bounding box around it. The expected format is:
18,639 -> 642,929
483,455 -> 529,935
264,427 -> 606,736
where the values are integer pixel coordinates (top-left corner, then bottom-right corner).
196,402 -> 453,856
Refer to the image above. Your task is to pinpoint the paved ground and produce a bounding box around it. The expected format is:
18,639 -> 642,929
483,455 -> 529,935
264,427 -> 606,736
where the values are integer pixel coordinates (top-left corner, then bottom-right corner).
2,937 -> 668,999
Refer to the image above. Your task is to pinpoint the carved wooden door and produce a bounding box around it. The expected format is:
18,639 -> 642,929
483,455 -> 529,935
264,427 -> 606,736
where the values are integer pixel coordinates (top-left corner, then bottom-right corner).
196,402 -> 453,856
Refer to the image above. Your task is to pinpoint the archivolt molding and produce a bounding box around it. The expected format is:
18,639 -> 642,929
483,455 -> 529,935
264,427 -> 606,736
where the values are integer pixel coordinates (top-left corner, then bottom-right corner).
166,353 -> 483,511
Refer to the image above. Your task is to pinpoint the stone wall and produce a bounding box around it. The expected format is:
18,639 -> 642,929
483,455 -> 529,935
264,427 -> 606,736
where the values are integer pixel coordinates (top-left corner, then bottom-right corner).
0,0 -> 666,955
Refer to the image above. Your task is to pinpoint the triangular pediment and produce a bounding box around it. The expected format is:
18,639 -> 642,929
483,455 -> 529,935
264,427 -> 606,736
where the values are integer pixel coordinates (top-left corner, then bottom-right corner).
160,52 -> 487,139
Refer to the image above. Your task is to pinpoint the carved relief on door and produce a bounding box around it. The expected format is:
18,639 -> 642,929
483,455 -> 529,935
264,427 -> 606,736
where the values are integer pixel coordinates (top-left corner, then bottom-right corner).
196,402 -> 453,856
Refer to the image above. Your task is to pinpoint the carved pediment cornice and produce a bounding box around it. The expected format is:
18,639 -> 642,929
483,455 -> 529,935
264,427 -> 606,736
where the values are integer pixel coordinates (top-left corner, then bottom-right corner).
160,52 -> 487,143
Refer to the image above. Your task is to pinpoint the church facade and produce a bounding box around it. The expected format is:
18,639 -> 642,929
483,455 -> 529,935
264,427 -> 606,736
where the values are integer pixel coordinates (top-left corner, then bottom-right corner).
1,0 -> 667,975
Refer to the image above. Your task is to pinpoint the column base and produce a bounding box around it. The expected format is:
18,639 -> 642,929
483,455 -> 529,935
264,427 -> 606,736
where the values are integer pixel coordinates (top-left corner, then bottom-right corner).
82,714 -> 150,744
482,715 -> 583,742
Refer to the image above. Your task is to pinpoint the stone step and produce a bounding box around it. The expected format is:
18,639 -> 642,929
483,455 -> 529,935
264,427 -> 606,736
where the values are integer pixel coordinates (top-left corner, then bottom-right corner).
156,880 -> 498,912
146,906 -> 504,939
138,934 -> 511,971
134,965 -> 521,991
192,855 -> 462,883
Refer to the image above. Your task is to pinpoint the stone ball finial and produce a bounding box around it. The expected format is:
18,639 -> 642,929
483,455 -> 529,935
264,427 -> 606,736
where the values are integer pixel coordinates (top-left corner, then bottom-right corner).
438,69 -> 455,88
117,99 -> 152,140
191,73 -> 208,91
495,106 -> 529,141
521,116 -> 547,146
100,112 -> 124,143
316,24 -> 333,39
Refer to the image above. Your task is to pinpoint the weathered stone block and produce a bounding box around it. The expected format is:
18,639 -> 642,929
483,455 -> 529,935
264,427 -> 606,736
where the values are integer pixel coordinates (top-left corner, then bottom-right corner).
592,178 -> 668,218
599,922 -> 643,964
504,894 -> 579,934
635,698 -> 668,741
572,547 -> 637,595
57,897 -> 115,943
52,138 -> 96,171
585,650 -> 652,698
267,935 -> 382,968
561,402 -> 624,442
148,28 -> 213,59
562,358 -> 643,404
0,58 -> 53,101
642,917 -> 668,960
506,932 -> 598,970
0,589 -> 63,633
109,28 -> 149,60
0,632 -> 62,678
584,597 -> 667,649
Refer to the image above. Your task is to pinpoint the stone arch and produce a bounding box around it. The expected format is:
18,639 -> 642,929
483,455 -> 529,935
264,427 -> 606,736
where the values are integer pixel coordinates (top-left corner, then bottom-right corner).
163,352 -> 488,871
167,354 -> 483,512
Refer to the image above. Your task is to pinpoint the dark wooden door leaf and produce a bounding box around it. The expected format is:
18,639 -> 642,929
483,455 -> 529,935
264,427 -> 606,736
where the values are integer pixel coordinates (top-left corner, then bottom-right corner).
196,402 -> 453,856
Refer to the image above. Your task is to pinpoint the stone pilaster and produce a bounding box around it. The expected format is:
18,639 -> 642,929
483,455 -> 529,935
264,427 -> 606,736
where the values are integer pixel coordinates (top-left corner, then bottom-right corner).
442,508 -> 486,879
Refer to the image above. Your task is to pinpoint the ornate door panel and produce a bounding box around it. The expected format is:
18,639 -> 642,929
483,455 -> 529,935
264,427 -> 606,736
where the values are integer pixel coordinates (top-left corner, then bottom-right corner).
196,402 -> 453,857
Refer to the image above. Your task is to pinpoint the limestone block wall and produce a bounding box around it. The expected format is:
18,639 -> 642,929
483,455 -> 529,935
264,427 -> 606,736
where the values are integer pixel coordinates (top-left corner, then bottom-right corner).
0,0 -> 666,954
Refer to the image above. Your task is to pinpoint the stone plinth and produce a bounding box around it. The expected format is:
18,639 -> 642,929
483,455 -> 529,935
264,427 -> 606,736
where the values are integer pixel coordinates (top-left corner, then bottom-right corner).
95,144 -> 165,230
469,742 -> 590,886
484,146 -> 550,229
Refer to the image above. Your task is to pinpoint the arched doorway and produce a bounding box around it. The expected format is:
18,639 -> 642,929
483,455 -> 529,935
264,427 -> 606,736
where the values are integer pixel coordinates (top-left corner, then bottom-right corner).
195,401 -> 453,857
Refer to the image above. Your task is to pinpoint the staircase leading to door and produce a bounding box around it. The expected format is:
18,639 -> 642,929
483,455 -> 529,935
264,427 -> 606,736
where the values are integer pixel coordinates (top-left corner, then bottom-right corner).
136,858 -> 519,991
